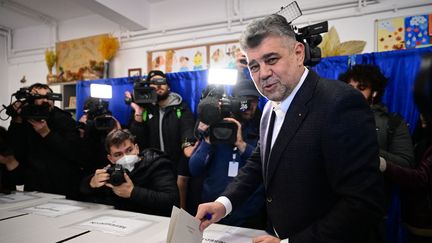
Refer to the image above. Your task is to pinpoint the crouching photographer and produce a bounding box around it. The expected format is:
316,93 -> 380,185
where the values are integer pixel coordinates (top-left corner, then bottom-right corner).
2,83 -> 81,199
80,129 -> 179,216
189,78 -> 266,228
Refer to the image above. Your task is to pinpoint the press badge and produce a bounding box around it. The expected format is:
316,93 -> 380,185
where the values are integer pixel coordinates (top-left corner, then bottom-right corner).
228,161 -> 239,177
228,151 -> 239,177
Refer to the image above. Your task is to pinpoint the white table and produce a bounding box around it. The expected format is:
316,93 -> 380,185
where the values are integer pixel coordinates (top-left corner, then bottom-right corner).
0,192 -> 267,243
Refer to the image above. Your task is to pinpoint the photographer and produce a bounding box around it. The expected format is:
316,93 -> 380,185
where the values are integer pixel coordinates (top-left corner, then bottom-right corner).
189,79 -> 265,228
127,70 -> 196,209
78,97 -> 121,177
6,83 -> 81,199
80,129 -> 179,216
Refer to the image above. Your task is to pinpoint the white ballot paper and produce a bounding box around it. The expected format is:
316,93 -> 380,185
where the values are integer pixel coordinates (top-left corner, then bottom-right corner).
166,206 -> 202,243
77,215 -> 154,236
203,230 -> 256,243
20,202 -> 84,217
0,192 -> 39,203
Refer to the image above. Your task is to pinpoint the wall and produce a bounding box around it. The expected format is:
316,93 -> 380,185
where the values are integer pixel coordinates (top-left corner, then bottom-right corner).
0,36 -> 8,128
1,1 -> 432,115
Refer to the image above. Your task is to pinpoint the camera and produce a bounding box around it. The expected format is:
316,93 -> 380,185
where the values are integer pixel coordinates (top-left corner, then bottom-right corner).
127,76 -> 170,105
106,164 -> 126,186
295,21 -> 328,66
85,99 -> 116,131
2,87 -> 62,120
197,85 -> 251,144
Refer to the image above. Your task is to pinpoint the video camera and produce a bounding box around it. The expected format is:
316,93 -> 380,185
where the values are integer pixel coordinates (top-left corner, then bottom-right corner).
126,77 -> 167,105
2,87 -> 62,120
106,164 -> 126,186
197,85 -> 251,144
295,21 -> 328,66
84,99 -> 116,131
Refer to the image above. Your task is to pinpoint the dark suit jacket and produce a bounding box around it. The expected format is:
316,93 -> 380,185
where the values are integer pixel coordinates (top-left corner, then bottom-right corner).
222,70 -> 385,243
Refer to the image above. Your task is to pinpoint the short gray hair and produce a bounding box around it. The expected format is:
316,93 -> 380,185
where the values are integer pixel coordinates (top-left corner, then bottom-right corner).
240,14 -> 296,51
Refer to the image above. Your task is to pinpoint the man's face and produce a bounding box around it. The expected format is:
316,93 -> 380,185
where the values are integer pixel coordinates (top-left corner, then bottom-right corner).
240,96 -> 258,121
149,75 -> 169,99
107,139 -> 139,164
348,79 -> 373,104
246,35 -> 305,102
31,87 -> 53,109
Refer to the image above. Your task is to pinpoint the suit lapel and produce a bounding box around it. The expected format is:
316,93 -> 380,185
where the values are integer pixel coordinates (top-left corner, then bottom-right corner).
265,70 -> 319,188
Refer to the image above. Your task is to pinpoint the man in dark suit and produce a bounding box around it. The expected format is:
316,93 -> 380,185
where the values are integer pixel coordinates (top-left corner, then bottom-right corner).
195,14 -> 385,243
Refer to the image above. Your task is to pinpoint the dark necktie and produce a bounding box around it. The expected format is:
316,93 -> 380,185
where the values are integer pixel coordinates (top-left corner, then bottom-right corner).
264,110 -> 276,166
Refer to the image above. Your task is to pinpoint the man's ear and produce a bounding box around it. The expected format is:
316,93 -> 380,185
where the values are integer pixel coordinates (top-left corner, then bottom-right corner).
294,42 -> 305,65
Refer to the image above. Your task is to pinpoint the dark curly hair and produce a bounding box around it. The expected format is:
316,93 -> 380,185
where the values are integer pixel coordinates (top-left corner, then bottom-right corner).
339,64 -> 388,104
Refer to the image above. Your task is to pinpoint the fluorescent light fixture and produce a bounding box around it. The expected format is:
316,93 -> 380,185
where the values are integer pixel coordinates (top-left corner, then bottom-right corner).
90,84 -> 112,99
207,68 -> 238,85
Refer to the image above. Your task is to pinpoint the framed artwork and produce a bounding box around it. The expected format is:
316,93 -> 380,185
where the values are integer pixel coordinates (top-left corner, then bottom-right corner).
56,34 -> 107,82
147,40 -> 239,73
128,68 -> 142,77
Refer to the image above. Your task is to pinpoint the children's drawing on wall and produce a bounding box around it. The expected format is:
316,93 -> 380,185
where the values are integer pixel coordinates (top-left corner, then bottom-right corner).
405,15 -> 430,49
151,51 -> 166,72
377,17 -> 405,51
210,48 -> 225,67
209,42 -> 241,69
193,51 -> 204,70
376,13 -> 432,52
179,56 -> 190,71
171,46 -> 206,72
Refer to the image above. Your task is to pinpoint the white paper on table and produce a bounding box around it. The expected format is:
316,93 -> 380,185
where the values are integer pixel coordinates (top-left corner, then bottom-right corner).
0,192 -> 39,203
166,206 -> 202,243
19,202 -> 84,217
203,230 -> 255,243
76,215 -> 154,236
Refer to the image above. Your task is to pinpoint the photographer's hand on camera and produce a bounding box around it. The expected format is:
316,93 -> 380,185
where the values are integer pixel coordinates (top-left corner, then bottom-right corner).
27,119 -> 50,138
235,51 -> 248,71
125,91 -> 145,122
105,172 -> 134,198
223,117 -> 246,153
90,168 -> 110,188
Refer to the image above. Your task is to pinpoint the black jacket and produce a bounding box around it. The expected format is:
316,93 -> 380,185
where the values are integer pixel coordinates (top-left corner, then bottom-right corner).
80,148 -> 179,217
7,107 -> 81,199
129,92 -> 195,176
372,104 -> 414,167
222,70 -> 384,242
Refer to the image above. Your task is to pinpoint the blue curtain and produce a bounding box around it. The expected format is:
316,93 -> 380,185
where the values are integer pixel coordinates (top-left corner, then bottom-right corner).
313,46 -> 432,133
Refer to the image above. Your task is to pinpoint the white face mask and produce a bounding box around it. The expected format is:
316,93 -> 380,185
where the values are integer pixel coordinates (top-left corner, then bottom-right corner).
116,154 -> 140,172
